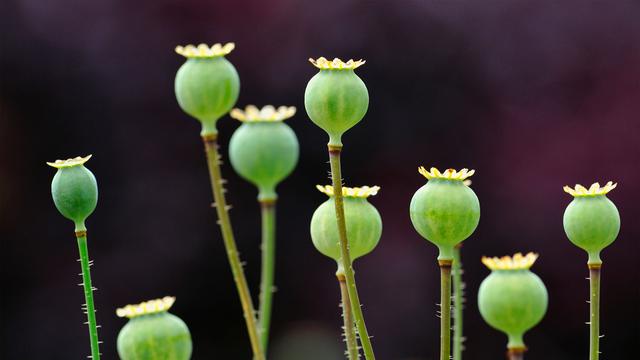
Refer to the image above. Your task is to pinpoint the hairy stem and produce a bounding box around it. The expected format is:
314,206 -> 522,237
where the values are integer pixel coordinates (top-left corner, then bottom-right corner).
452,245 -> 464,360
339,274 -> 360,360
328,146 -> 376,360
203,135 -> 264,360
75,231 -> 101,360
507,348 -> 525,360
589,265 -> 601,360
440,261 -> 452,360
258,200 -> 276,352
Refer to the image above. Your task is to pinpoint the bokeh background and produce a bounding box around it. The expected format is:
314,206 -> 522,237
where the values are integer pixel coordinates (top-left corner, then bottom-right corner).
2,0 -> 639,359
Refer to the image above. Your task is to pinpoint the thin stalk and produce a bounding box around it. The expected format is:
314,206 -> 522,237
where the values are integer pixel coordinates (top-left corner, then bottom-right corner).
328,145 -> 376,360
258,200 -> 276,352
439,260 -> 452,360
507,348 -> 525,360
338,274 -> 360,360
75,231 -> 101,360
589,265 -> 601,360
202,135 -> 264,360
452,245 -> 464,360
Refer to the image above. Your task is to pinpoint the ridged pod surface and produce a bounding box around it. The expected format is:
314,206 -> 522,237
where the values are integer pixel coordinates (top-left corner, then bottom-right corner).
48,156 -> 98,231
311,194 -> 381,271
117,312 -> 192,360
410,176 -> 479,260
478,268 -> 548,349
229,121 -> 299,201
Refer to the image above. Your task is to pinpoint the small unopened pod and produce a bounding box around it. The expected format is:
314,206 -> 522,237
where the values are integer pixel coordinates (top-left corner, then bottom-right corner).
310,185 -> 382,274
304,57 -> 369,147
563,182 -> 620,265
478,253 -> 548,353
117,297 -> 192,360
174,43 -> 240,136
409,167 -> 480,261
228,105 -> 299,201
47,155 -> 98,232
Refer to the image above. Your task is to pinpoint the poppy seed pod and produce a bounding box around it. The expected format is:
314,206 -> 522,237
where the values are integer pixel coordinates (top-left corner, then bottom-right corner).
478,253 -> 548,351
563,182 -> 620,265
304,57 -> 369,147
228,105 -> 299,201
47,155 -> 98,232
117,297 -> 192,360
174,43 -> 240,136
310,185 -> 382,273
409,167 -> 480,261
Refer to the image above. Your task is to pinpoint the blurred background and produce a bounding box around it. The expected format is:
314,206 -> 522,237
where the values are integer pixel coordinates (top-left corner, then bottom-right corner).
2,0 -> 639,359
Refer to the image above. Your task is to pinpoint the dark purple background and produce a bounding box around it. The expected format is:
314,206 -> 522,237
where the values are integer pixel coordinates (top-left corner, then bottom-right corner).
1,0 -> 639,359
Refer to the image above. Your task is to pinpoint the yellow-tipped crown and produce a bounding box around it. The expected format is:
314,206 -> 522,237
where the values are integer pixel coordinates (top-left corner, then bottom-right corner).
563,182 -> 617,197
175,43 -> 235,58
47,155 -> 92,169
316,185 -> 380,198
116,296 -> 176,319
230,105 -> 296,122
309,57 -> 366,70
418,167 -> 475,181
482,252 -> 539,270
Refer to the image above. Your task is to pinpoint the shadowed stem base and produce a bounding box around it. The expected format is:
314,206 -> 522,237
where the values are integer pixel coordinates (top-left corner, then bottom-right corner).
507,348 -> 525,360
259,200 -> 276,352
439,260 -> 452,360
203,135 -> 265,360
76,231 -> 101,360
452,244 -> 464,360
338,273 -> 359,360
328,145 -> 376,360
589,264 -> 601,360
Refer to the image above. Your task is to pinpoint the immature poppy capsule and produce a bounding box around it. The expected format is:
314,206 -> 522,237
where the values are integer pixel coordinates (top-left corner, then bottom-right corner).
228,105 -> 299,201
563,182 -> 620,265
47,155 -> 98,232
116,297 -> 192,360
304,57 -> 369,147
174,43 -> 240,136
409,167 -> 480,261
477,253 -> 548,354
310,185 -> 382,273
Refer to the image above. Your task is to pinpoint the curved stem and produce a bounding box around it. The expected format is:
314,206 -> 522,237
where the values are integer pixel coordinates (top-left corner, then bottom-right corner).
203,135 -> 265,360
258,200 -> 276,352
75,231 -> 101,360
589,265 -> 601,360
338,274 -> 360,360
452,245 -> 464,360
439,261 -> 452,360
507,348 -> 525,360
328,146 -> 376,360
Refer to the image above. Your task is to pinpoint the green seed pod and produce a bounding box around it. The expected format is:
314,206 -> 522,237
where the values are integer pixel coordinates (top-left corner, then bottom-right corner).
409,167 -> 480,261
478,253 -> 548,351
304,57 -> 369,147
228,105 -> 299,201
563,182 -> 620,265
174,43 -> 240,137
117,297 -> 192,360
310,185 -> 382,272
47,155 -> 98,232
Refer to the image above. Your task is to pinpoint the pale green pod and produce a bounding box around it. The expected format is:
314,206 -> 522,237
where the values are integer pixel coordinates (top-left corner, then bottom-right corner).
47,155 -> 98,232
409,167 -> 479,260
563,182 -> 620,265
116,297 -> 192,360
477,253 -> 548,350
304,57 -> 369,147
310,185 -> 382,272
228,105 -> 299,201
174,43 -> 240,136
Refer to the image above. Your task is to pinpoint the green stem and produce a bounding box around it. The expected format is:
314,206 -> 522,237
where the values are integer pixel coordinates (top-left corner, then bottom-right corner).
75,231 -> 101,360
589,265 -> 601,360
339,275 -> 360,360
258,200 -> 276,353
328,146 -> 376,360
203,135 -> 265,360
452,245 -> 464,360
440,261 -> 452,360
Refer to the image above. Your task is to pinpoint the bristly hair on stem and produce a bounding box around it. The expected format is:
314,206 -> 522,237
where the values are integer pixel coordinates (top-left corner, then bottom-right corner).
588,264 -> 602,360
453,244 -> 465,360
202,135 -> 265,360
258,200 -> 277,352
338,274 -> 360,360
328,145 -> 376,360
76,231 -> 101,360
439,260 -> 452,360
